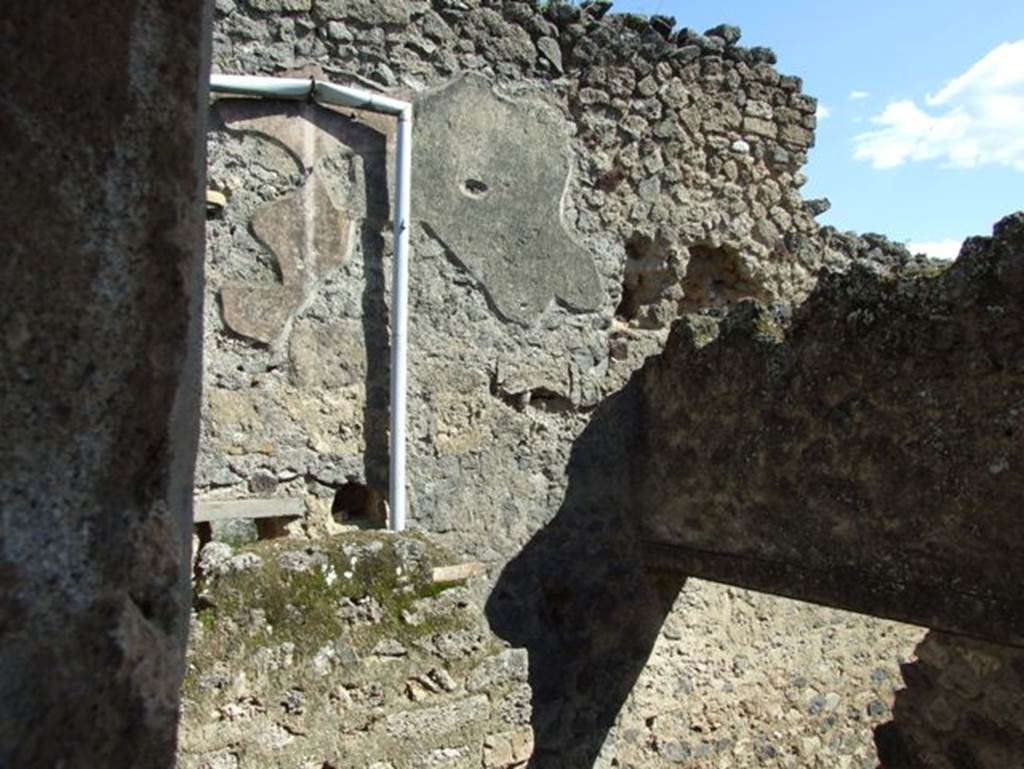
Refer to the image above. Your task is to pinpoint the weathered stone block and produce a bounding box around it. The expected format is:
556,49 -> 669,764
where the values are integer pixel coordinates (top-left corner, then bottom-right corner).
743,115 -> 778,138
313,0 -> 423,25
744,99 -> 774,119
249,0 -> 311,11
483,727 -> 534,767
467,650 -> 530,693
385,695 -> 491,739
536,36 -> 563,72
641,214 -> 1024,645
780,122 -> 815,148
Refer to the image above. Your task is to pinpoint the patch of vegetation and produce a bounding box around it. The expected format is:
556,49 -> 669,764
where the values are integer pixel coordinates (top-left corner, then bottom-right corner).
753,312 -> 785,344
184,533 -> 471,696
535,0 -> 577,11
904,261 -> 953,280
417,579 -> 464,600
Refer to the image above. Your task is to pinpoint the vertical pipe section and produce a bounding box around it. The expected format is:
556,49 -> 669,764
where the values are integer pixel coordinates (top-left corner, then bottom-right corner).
389,107 -> 413,532
209,74 -> 413,532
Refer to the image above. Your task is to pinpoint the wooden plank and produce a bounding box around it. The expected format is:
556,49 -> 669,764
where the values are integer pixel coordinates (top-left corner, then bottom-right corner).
194,497 -> 303,523
432,562 -> 487,584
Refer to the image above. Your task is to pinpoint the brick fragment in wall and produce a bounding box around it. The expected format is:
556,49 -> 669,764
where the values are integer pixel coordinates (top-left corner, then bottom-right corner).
743,115 -> 778,139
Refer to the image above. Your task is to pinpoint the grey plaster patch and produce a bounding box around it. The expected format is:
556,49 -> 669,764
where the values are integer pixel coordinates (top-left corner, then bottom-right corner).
413,75 -> 602,326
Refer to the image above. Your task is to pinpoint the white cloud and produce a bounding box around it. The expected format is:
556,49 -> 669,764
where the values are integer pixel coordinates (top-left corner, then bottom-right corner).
853,40 -> 1024,171
816,104 -> 832,120
849,90 -> 871,100
907,239 -> 963,260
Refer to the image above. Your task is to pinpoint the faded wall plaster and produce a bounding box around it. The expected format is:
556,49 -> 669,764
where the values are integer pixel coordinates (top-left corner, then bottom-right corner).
413,74 -> 603,325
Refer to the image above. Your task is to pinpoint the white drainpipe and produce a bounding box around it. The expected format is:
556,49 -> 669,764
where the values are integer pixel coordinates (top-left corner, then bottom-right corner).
209,73 -> 413,532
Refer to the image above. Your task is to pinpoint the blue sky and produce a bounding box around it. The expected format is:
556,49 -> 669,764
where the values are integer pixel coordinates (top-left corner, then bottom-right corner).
608,0 -> 1024,257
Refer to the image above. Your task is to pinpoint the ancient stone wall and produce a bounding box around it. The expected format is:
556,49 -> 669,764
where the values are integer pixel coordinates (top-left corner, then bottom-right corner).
0,1 -> 210,766
194,2 -> 929,766
181,534 -> 533,769
640,212 -> 1024,645
637,214 -> 1024,768
877,631 -> 1024,769
200,0 -> 860,537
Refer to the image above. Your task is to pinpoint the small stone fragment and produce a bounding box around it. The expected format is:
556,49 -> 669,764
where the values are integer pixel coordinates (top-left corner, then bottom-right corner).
429,668 -> 458,692
372,639 -> 408,658
805,198 -> 831,216
705,24 -> 742,45
536,36 -> 563,73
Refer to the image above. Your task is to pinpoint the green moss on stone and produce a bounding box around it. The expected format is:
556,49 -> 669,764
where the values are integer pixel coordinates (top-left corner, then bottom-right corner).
183,533 -> 473,697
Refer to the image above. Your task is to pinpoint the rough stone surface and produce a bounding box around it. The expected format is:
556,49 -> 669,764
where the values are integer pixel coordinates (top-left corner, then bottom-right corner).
179,534 -> 532,769
313,0 -> 423,26
876,631 -> 1024,769
198,2 -> 985,767
204,0 -> 875,559
202,92 -> 391,508
640,214 -> 1024,644
0,0 -> 209,765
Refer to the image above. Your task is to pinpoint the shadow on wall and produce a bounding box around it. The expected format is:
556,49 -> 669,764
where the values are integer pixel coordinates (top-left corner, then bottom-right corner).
354,140 -> 391,495
485,325 -> 1024,769
875,631 -> 1024,769
486,378 -> 687,768
484,382 -> 1024,769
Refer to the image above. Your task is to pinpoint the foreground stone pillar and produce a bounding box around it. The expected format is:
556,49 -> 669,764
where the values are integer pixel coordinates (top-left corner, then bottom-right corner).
0,2 -> 210,766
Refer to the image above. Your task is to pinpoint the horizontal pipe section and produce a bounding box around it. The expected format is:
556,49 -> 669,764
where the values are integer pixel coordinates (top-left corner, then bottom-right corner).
209,73 -> 411,116
315,81 -> 409,115
209,73 -> 312,100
